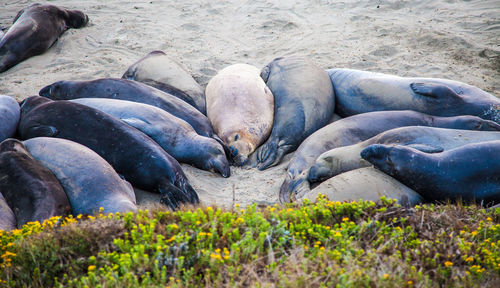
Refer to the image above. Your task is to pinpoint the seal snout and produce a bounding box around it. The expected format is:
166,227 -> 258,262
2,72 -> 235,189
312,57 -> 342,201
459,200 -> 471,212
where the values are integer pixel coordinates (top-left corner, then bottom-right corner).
308,163 -> 332,183
39,85 -> 52,98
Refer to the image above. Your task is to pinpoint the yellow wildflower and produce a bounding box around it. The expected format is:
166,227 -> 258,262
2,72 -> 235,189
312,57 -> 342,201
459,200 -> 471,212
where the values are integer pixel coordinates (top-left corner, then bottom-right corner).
88,265 -> 96,272
444,261 -> 453,267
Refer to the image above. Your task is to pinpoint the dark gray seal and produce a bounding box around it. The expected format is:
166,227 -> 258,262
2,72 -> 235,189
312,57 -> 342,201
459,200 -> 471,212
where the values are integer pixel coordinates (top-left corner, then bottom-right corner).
0,3 -> 88,73
0,192 -> 16,231
0,138 -> 71,227
38,78 -> 219,142
309,127 -> 500,184
24,137 -> 137,215
70,98 -> 230,177
18,96 -> 199,209
252,56 -> 335,170
302,167 -> 423,206
361,140 -> 500,204
280,110 -> 500,202
328,68 -> 500,123
122,51 -> 207,114
0,95 -> 20,142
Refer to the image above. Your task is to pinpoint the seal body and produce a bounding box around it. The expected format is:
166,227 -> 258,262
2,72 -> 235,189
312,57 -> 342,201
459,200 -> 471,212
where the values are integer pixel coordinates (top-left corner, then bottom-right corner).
18,96 -> 198,209
361,140 -> 500,204
303,167 -> 423,206
0,95 -> 20,142
70,98 -> 229,177
0,3 -> 88,73
253,56 -> 335,170
328,68 -> 500,123
280,110 -> 500,202
38,78 -> 220,143
0,138 -> 71,226
206,64 -> 274,166
309,127 -> 500,184
0,193 -> 16,231
23,137 -> 137,215
122,51 -> 207,114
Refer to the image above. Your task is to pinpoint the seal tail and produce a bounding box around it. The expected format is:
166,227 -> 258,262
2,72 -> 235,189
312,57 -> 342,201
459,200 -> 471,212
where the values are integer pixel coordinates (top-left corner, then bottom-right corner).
279,175 -> 311,203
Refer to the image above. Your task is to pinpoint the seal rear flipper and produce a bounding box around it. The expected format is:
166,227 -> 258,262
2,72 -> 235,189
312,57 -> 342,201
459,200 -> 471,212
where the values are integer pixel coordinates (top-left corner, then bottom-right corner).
410,82 -> 461,100
279,176 -> 310,203
24,125 -> 58,138
158,182 -> 188,210
406,143 -> 444,153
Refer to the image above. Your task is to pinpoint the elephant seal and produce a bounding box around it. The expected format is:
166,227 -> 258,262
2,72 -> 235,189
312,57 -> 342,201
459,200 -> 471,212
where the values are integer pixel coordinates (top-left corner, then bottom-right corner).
205,64 -> 274,166
253,56 -> 335,170
23,137 -> 137,215
302,167 -> 423,206
122,51 -> 207,114
0,95 -> 20,142
309,127 -> 500,184
361,140 -> 500,204
280,110 -> 500,202
18,96 -> 199,209
70,98 -> 229,177
0,192 -> 16,231
38,78 -> 224,147
0,138 -> 71,227
0,3 -> 88,73
328,68 -> 500,123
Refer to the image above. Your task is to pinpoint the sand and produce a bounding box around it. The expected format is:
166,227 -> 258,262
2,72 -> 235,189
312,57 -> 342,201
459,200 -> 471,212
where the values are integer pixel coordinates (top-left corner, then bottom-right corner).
1,0 -> 499,207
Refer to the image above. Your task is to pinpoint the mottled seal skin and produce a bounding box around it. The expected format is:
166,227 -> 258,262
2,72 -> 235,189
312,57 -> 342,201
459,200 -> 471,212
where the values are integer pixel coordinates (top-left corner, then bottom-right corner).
18,96 -> 199,209
206,64 -> 274,166
309,127 -> 500,184
122,51 -> 207,114
302,167 -> 423,206
280,110 -> 500,203
361,140 -> 500,204
0,3 -> 88,73
328,68 -> 500,123
38,78 -> 224,148
71,98 -> 230,177
0,95 -> 20,142
0,138 -> 70,227
23,137 -> 137,215
252,56 -> 335,170
0,192 -> 16,231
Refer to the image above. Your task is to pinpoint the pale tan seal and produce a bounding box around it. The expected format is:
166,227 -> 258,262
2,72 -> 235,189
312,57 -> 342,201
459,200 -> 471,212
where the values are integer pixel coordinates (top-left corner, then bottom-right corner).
206,63 -> 274,166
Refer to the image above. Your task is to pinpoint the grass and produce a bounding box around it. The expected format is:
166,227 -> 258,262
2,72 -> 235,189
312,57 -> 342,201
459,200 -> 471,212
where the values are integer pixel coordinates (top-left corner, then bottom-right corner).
0,195 -> 499,287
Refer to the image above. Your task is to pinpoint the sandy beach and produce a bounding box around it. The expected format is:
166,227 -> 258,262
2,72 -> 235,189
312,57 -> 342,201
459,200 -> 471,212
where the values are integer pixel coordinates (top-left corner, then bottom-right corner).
1,0 -> 499,207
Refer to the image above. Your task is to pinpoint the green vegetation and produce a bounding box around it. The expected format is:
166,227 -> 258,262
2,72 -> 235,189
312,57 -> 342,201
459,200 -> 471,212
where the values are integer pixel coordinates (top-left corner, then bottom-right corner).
1,196 -> 499,287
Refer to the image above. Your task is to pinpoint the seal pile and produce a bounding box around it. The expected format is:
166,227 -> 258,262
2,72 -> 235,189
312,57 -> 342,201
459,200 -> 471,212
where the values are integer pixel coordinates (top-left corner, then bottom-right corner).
1,3 -> 500,230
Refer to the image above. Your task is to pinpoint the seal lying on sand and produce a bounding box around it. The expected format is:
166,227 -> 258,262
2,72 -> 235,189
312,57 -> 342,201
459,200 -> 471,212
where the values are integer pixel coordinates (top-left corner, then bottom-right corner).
328,68 -> 500,123
38,78 -> 223,147
18,96 -> 199,209
280,110 -> 500,203
0,192 -> 16,231
71,98 -> 229,177
122,51 -> 207,114
302,167 -> 423,206
361,140 -> 500,204
0,138 -> 71,226
253,56 -> 335,170
0,3 -> 88,73
206,64 -> 274,166
0,95 -> 20,142
24,137 -> 137,215
309,127 -> 500,184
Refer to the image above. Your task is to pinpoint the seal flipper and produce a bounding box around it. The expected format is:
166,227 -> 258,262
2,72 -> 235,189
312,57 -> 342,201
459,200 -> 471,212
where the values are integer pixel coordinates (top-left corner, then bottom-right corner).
406,143 -> 444,153
279,175 -> 311,203
257,142 -> 289,170
24,125 -> 58,138
174,174 -> 199,205
410,82 -> 461,100
120,117 -> 151,133
158,182 -> 188,210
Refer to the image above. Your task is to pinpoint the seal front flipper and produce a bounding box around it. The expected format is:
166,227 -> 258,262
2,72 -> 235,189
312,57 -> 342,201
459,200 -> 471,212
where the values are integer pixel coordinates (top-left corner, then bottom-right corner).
120,117 -> 151,132
410,82 -> 461,100
25,125 -> 58,137
158,182 -> 188,210
406,143 -> 444,153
